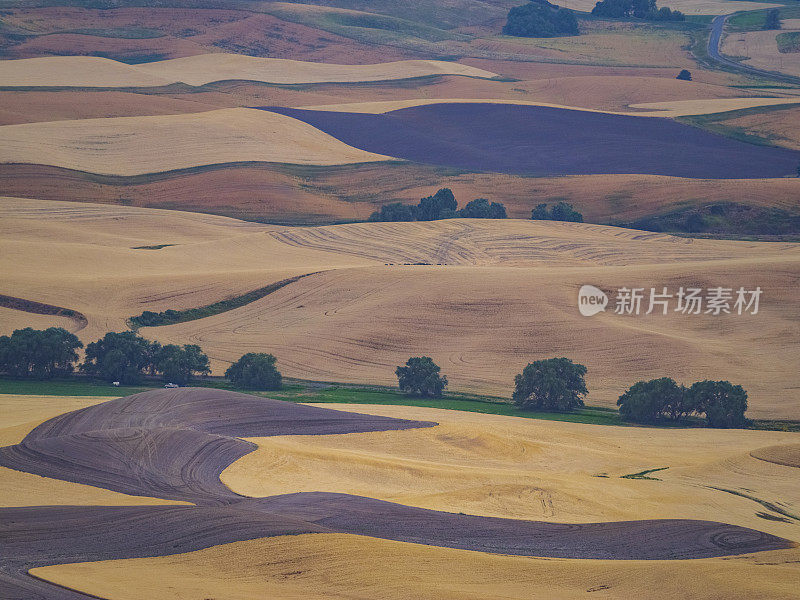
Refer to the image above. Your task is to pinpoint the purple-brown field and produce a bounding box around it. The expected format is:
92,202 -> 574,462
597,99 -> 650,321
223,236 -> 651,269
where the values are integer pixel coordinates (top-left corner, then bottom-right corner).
263,103 -> 800,179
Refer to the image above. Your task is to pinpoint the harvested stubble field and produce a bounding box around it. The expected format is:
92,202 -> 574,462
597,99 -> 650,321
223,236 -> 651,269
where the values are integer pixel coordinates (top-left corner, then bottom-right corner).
0,388 -> 796,599
722,25 -> 800,79
0,108 -> 393,175
2,198 -> 799,419
0,55 -> 498,88
3,161 -> 799,226
0,6 -> 417,64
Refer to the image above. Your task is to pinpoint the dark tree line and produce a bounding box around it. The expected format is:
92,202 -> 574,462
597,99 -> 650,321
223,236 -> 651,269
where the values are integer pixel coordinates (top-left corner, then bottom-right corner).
531,202 -> 583,222
0,327 -> 83,379
591,0 -> 684,21
396,354 -> 749,429
618,378 -> 748,428
503,0 -> 579,38
0,328 -> 210,385
82,332 -> 210,385
369,189 -> 507,222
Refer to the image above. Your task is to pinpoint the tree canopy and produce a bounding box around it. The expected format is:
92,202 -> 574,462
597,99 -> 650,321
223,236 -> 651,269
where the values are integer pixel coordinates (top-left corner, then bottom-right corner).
369,189 -> 507,222
618,378 -> 748,427
676,69 -> 692,81
459,198 -> 508,219
591,0 -> 684,21
225,353 -> 282,390
503,1 -> 579,38
531,201 -> 583,222
396,356 -> 448,397
153,343 -> 210,385
617,377 -> 691,423
0,327 -> 83,379
82,331 -> 209,384
512,358 -> 588,411
416,188 -> 458,221
687,380 -> 748,428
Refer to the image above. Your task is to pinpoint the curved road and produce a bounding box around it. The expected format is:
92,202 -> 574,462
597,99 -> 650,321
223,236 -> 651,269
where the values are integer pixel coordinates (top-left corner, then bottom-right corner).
708,14 -> 800,85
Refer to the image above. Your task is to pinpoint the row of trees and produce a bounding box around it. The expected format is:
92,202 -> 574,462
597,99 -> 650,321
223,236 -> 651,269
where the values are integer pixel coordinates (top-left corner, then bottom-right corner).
394,355 -> 748,428
0,328 -> 210,385
369,189 -> 507,222
531,201 -> 584,222
0,327 -> 284,390
618,378 -> 747,428
591,0 -> 684,21
1,327 -> 747,428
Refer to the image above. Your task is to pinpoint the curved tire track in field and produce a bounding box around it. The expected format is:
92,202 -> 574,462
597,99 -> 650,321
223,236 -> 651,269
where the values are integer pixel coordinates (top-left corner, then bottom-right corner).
0,388 -> 793,599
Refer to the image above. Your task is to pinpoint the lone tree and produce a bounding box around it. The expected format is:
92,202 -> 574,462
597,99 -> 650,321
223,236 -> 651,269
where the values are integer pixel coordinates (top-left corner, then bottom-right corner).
396,356 -> 448,397
225,353 -> 282,390
503,0 -> 579,37
0,327 -> 83,379
459,198 -> 508,219
687,380 -> 748,428
617,377 -> 690,424
676,69 -> 692,81
512,358 -> 588,411
764,8 -> 781,30
153,343 -> 210,385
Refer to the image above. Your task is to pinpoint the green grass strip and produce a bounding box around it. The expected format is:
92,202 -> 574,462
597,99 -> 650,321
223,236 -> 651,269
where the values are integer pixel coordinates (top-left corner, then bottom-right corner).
621,467 -> 669,480
128,272 -> 320,328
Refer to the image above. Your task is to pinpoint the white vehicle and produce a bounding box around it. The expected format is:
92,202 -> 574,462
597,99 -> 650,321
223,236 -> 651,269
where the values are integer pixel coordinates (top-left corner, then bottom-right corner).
164,383 -> 180,389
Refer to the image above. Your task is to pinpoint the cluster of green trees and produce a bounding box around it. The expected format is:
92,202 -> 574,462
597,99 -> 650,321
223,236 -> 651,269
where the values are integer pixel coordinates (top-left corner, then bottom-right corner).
82,332 -> 210,385
591,0 -> 684,21
395,355 -> 748,428
531,201 -> 584,222
618,378 -> 748,428
503,0 -> 579,38
0,326 -> 286,391
369,189 -> 507,222
0,327 -> 83,379
0,328 -> 211,385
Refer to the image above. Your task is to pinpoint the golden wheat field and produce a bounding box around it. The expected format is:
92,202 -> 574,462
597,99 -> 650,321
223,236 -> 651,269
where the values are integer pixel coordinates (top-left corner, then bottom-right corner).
2,197 -> 798,418
32,534 -> 800,600
24,403 -> 800,599
299,96 -> 800,117
2,2 -> 800,597
0,55 -> 498,88
0,108 -> 392,175
223,404 -> 800,538
722,25 -> 800,78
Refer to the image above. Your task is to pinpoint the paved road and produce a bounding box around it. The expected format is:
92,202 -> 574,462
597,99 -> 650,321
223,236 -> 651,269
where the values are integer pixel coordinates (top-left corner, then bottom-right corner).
707,14 -> 800,85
